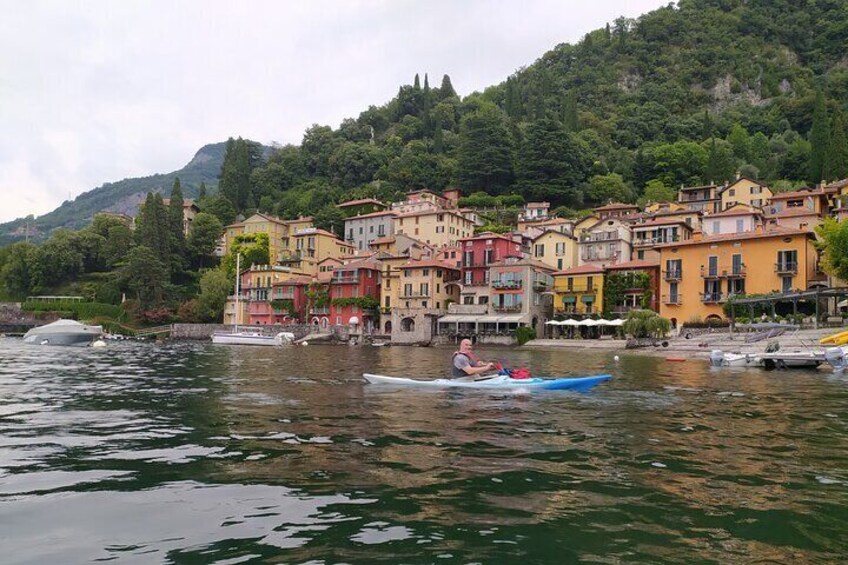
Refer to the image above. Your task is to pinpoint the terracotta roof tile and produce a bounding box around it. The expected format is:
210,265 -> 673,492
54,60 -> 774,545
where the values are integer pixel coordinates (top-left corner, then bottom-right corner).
656,226 -> 812,248
553,264 -> 606,275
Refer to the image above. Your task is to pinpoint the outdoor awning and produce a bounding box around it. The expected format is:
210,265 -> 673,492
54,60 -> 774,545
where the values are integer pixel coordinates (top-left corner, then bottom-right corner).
580,295 -> 595,303
476,315 -> 503,323
438,315 -> 476,323
545,320 -> 561,325
561,296 -> 577,304
496,314 -> 527,324
559,319 -> 580,326
578,319 -> 598,326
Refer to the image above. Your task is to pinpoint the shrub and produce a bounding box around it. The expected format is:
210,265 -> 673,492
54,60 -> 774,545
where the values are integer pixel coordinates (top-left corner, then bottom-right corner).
22,300 -> 126,322
622,309 -> 671,339
515,326 -> 536,345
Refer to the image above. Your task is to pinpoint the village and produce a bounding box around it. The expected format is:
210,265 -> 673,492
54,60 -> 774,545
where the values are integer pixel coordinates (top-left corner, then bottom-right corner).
171,176 -> 848,346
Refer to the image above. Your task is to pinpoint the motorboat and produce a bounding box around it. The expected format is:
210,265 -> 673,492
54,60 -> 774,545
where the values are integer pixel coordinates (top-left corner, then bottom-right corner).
23,319 -> 103,346
824,345 -> 848,372
709,350 -> 763,368
758,349 -> 826,369
212,330 -> 295,346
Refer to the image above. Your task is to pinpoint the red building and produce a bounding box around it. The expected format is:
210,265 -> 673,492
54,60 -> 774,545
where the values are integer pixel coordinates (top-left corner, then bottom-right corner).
459,233 -> 524,287
603,260 -> 661,315
328,258 -> 381,331
270,276 -> 311,324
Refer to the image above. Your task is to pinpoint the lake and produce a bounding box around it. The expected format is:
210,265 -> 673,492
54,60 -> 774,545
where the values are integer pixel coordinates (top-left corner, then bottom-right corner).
1,338 -> 846,563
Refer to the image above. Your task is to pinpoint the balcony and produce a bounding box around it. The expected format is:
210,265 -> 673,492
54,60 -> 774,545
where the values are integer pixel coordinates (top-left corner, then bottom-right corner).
277,250 -> 302,262
309,307 -> 330,315
580,232 -> 621,243
633,235 -> 680,247
775,262 -> 798,274
700,266 -> 747,279
400,292 -> 431,299
560,286 -> 596,294
491,279 -> 522,290
533,277 -> 553,290
701,293 -> 723,303
662,294 -> 682,305
726,266 -> 746,278
331,274 -> 358,284
493,304 -> 523,312
448,303 -> 489,315
663,270 -> 682,281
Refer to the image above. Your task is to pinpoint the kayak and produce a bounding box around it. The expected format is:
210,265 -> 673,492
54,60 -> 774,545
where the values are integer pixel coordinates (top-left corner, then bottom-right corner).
363,373 -> 611,391
820,329 -> 848,346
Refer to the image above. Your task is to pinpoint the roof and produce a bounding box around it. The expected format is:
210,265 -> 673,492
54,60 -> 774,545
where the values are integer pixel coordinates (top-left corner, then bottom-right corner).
224,212 -> 285,229
487,258 -> 557,272
336,198 -> 385,208
526,202 -> 550,208
292,228 -> 353,243
554,264 -> 606,275
604,259 -> 660,271
656,226 -> 813,248
679,184 -> 719,192
396,209 -> 469,219
769,188 -> 825,200
369,236 -> 395,245
398,259 -> 459,271
348,210 -> 398,220
763,207 -> 822,218
531,229 -> 576,242
720,176 -> 769,192
459,232 -> 516,242
823,178 -> 848,191
707,205 -> 762,218
593,202 -> 639,212
272,276 -> 312,286
282,216 -> 313,224
631,217 -> 692,229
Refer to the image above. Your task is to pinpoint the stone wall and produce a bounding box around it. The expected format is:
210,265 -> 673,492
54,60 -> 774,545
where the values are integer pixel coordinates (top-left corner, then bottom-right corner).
390,309 -> 438,344
171,323 -> 321,341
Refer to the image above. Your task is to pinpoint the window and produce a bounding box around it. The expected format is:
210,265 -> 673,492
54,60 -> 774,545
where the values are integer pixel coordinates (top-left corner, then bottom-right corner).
436,270 -> 442,278
555,242 -> 565,256
732,254 -> 743,275
567,277 -> 573,291
484,249 -> 494,264
348,229 -> 353,239
557,258 -> 563,270
464,251 -> 474,267
464,271 -> 472,285
782,276 -> 793,292
420,283 -> 429,296
422,269 -> 429,276
404,283 -> 413,296
752,199 -> 762,207
463,295 -> 474,305
336,316 -> 341,325
669,282 -> 679,303
708,256 -> 718,277
359,227 -> 364,235
777,250 -> 798,272
736,219 -> 744,233
369,225 -> 374,233
752,186 -> 762,194
384,295 -> 390,307
587,276 -> 593,291
534,244 -> 545,257
478,296 -> 488,305
377,225 -> 385,236
637,250 -> 645,260
729,189 -> 736,196
712,221 -> 721,234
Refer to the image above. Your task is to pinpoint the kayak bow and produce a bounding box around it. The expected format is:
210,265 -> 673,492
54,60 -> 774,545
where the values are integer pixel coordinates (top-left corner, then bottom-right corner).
363,373 -> 611,391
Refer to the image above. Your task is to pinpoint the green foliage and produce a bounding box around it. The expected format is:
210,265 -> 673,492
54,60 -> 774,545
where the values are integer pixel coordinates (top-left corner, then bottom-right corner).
121,246 -> 170,309
816,218 -> 848,282
219,137 -> 263,210
457,102 -> 515,194
186,212 -> 223,268
515,326 -> 536,345
825,108 -> 848,181
331,296 -> 379,310
0,242 -> 38,297
224,233 -> 270,273
586,173 -> 631,205
809,90 -> 829,183
638,179 -> 676,206
270,298 -> 297,317
21,300 -> 126,322
135,192 -> 171,269
622,309 -> 670,339
312,205 -> 345,238
196,268 -> 232,322
603,272 -> 650,315
200,194 -> 237,226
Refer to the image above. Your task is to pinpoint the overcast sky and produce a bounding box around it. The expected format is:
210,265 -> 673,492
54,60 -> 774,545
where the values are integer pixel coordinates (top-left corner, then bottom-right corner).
0,0 -> 667,223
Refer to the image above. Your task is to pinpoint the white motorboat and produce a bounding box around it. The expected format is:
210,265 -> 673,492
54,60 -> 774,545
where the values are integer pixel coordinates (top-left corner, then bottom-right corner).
758,350 -> 825,369
824,345 -> 848,372
23,319 -> 103,346
709,350 -> 763,368
211,253 -> 294,347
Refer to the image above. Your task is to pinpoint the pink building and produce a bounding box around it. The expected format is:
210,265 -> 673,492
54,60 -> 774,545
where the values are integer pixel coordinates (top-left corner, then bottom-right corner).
459,233 -> 524,287
328,258 -> 381,331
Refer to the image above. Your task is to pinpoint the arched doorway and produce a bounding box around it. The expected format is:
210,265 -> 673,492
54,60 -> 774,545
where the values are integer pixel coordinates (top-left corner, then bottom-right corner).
401,317 -> 415,332
384,320 -> 392,334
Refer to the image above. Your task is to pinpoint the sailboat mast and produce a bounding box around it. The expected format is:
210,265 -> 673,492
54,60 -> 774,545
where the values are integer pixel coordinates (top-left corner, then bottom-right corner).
234,253 -> 240,331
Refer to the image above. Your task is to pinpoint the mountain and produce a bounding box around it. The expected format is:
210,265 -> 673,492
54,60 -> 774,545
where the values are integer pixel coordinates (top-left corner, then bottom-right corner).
0,142 -> 231,245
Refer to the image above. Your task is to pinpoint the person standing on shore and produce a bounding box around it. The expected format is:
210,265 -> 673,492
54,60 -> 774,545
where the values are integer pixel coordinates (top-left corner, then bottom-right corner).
451,339 -> 495,378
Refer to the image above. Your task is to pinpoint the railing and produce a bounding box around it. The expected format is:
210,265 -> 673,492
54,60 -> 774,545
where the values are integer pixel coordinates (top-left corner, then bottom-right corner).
331,275 -> 358,284
700,266 -> 720,278
662,294 -> 682,305
663,270 -> 682,281
400,293 -> 430,299
700,265 -> 746,278
493,304 -> 523,312
701,293 -> 723,303
309,307 -> 330,315
633,235 -> 680,246
580,232 -> 621,242
491,279 -> 522,290
775,262 -> 798,274
448,303 -> 488,314
726,266 -> 746,278
560,286 -> 596,293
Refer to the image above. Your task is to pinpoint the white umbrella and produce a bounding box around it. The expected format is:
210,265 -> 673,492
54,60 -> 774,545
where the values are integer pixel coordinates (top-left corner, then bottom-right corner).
578,319 -> 598,326
594,319 -> 611,326
608,318 -> 625,326
545,320 -> 561,325
560,319 -> 579,326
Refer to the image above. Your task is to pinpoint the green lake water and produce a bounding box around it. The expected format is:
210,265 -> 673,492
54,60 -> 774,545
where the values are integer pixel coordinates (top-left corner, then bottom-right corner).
1,339 -> 847,563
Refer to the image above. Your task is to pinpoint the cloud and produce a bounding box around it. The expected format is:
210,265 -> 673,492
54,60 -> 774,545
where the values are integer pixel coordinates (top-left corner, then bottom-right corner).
0,0 -> 667,223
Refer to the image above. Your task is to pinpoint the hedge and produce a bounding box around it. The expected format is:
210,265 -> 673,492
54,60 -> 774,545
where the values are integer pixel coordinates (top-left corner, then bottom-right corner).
22,301 -> 127,322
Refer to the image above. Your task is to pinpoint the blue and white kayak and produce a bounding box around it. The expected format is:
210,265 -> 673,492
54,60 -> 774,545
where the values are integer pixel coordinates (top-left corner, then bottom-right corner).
363,373 -> 611,391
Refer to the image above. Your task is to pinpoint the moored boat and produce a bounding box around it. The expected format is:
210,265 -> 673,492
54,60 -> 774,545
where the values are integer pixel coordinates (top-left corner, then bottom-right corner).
23,319 -> 103,346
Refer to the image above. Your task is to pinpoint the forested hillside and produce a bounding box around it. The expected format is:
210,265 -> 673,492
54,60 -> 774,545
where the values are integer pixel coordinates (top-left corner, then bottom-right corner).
232,0 -> 848,225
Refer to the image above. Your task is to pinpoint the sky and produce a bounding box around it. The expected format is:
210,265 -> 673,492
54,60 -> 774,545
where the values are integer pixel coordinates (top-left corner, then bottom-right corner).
0,0 -> 668,223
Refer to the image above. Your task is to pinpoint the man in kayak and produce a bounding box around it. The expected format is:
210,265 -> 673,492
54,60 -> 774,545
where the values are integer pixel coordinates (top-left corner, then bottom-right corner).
451,339 -> 496,378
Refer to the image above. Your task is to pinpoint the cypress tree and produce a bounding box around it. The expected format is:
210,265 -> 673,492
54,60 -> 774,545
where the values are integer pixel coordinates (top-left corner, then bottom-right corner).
825,108 -> 848,181
809,90 -> 830,183
456,102 -> 514,193
439,74 -> 457,100
433,125 -> 444,154
168,178 -> 186,257
198,182 -> 207,200
135,192 -> 171,268
414,73 -> 421,90
423,73 -> 429,91
561,91 -> 578,132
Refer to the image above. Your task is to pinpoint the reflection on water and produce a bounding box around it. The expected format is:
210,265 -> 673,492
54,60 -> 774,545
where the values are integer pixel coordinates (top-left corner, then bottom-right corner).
1,338 -> 847,563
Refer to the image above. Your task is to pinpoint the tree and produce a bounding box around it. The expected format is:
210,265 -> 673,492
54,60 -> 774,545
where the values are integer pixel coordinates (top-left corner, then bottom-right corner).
438,74 -> 457,100
301,125 -> 340,178
726,123 -> 751,164
186,212 -> 223,268
586,173 -> 632,204
33,229 -> 84,289
639,179 -> 676,205
809,90 -> 830,183
515,115 -> 592,205
103,224 -> 133,267
198,182 -> 207,200
121,245 -> 169,309
328,142 -> 386,189
561,90 -> 578,132
0,242 -> 37,297
622,309 -> 671,339
224,233 -> 269,274
203,194 -> 237,226
825,108 -> 848,181
457,102 -> 515,194
219,137 -> 262,210
313,205 -> 346,238
196,267 -> 232,322
167,178 -> 186,273
704,138 -> 735,185
135,192 -> 171,268
642,141 -> 708,187
816,218 -> 848,282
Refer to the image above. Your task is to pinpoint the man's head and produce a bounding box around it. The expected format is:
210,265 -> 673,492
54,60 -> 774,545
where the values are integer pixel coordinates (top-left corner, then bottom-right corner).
459,339 -> 473,352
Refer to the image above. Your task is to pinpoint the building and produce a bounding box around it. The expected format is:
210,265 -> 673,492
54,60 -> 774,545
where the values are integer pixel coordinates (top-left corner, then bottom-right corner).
572,214 -> 600,237
578,217 -> 633,267
328,258 -> 381,332
279,227 -> 355,275
223,213 -> 290,262
678,184 -> 721,214
459,233 -> 524,299
552,265 -> 605,317
631,217 -> 694,262
336,198 -> 387,216
391,189 -> 450,214
344,210 -> 397,251
593,202 -> 640,220
603,260 -> 661,315
657,227 -> 821,327
394,209 -> 475,248
702,204 -> 763,236
269,276 -> 311,323
765,187 -> 828,218
719,177 -> 772,210
531,229 -> 579,271
519,202 -> 550,221
391,260 -> 461,344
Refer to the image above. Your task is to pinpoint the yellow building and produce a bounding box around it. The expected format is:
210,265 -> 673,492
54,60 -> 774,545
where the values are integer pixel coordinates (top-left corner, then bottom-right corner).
223,213 -> 290,262
394,209 -> 474,248
719,177 -> 772,210
531,229 -> 578,271
657,227 -> 820,326
397,259 -> 461,311
279,227 -> 355,275
573,214 -> 600,237
552,264 -> 605,316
